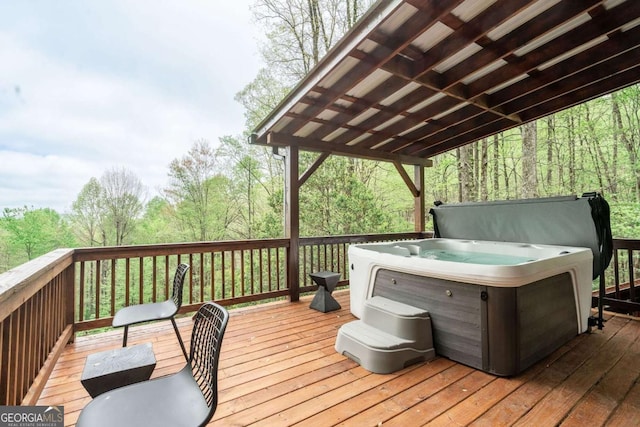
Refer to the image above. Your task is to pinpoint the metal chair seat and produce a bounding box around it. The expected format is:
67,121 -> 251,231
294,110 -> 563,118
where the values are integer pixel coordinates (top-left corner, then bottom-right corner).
112,300 -> 179,327
77,367 -> 208,427
112,263 -> 189,360
78,301 -> 229,427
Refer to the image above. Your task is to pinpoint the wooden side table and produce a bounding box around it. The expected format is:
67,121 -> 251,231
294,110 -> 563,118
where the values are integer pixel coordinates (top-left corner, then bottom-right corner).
81,342 -> 156,397
309,271 -> 341,312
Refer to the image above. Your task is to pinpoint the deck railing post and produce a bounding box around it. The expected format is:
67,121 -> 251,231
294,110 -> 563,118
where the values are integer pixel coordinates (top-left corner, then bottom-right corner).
65,263 -> 76,343
414,165 -> 425,232
285,145 -> 300,302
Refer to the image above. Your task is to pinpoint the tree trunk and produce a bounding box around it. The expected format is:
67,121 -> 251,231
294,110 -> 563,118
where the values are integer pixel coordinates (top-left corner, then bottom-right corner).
520,121 -> 538,198
480,138 -> 488,200
613,91 -> 640,202
457,144 -> 474,202
493,134 -> 500,196
546,116 -> 554,190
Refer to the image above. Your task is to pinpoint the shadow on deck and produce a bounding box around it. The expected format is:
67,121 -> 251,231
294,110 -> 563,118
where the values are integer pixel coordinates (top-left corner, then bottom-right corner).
38,291 -> 640,426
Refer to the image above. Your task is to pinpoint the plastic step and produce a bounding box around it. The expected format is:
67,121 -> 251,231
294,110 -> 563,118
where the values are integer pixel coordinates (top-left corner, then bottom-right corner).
335,320 -> 435,374
362,296 -> 433,347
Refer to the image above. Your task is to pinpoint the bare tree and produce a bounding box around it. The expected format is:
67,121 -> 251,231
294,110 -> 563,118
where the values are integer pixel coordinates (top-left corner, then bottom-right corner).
253,0 -> 375,84
100,167 -> 146,246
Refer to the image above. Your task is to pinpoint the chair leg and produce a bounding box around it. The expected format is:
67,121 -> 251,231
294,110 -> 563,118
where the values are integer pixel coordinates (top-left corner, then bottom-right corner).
122,325 -> 129,347
171,317 -> 188,361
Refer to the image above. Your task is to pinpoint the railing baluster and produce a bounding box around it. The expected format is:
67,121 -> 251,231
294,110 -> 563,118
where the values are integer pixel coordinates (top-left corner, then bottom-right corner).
240,250 -> 246,297
221,251 -> 226,299
231,250 -> 236,299
95,260 -> 101,319
137,257 -> 143,305
276,247 -> 281,290
164,255 -> 170,300
211,252 -> 216,301
110,260 -> 116,316
78,262 -> 85,322
125,258 -> 131,307
630,249 -> 636,302
199,253 -> 205,303
152,257 -> 157,303
250,249 -> 255,295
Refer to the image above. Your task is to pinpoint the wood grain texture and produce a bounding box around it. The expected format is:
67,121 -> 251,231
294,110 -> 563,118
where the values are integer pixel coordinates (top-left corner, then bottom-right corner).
37,291 -> 640,426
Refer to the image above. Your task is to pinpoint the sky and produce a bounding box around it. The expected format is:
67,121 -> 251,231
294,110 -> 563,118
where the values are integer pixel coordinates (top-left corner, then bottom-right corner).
0,0 -> 264,213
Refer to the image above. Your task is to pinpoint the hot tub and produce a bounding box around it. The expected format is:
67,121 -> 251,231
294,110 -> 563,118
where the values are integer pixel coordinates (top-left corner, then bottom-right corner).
348,238 -> 593,376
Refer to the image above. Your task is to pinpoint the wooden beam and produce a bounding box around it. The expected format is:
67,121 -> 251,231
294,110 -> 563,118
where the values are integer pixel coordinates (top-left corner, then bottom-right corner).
266,132 -> 432,167
393,161 -> 419,198
299,152 -> 330,187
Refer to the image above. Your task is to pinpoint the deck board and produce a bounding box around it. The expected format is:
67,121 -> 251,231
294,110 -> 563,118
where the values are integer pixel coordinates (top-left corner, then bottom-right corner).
37,290 -> 640,426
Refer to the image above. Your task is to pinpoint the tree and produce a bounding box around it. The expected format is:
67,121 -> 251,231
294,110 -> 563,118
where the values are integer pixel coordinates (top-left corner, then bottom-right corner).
133,197 -> 176,244
253,0 -> 376,85
299,156 -> 391,235
218,135 -> 270,239
71,177 -> 104,246
457,144 -> 474,202
612,89 -> 640,202
100,167 -> 146,246
165,140 -> 237,241
1,207 -> 75,261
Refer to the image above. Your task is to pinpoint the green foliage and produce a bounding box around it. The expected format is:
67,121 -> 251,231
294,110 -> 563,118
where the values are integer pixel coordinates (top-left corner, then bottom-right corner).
71,177 -> 103,246
1,206 -> 76,263
609,202 -> 640,239
132,197 -> 176,244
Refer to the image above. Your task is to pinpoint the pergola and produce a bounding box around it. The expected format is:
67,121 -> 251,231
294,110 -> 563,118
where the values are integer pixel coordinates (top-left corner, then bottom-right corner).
251,0 -> 640,299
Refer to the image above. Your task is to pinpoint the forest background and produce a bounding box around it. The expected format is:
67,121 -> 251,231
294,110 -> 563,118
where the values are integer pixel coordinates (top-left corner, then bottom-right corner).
1,0 -> 639,273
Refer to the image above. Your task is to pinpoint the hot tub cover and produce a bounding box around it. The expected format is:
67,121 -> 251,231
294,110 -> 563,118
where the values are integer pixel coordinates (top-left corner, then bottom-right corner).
430,193 -> 612,280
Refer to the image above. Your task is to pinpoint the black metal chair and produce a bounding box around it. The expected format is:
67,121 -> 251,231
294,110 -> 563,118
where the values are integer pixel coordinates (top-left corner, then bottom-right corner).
112,263 -> 189,360
77,301 -> 229,427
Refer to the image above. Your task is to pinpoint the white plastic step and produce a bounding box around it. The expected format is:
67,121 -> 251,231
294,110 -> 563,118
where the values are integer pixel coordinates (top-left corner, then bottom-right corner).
365,296 -> 429,317
362,296 -> 432,347
338,320 -> 413,350
335,320 -> 435,374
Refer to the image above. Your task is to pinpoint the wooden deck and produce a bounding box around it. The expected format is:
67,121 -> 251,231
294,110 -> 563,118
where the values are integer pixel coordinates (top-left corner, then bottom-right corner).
38,290 -> 640,426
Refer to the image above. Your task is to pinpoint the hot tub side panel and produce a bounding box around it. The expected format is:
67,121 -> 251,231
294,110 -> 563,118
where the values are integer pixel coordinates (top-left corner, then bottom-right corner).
514,272 -> 578,370
372,269 -> 578,376
373,269 -> 485,371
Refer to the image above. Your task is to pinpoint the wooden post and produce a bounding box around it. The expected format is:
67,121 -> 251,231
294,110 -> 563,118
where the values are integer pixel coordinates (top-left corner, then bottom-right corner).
65,264 -> 76,343
414,165 -> 425,232
285,146 -> 300,302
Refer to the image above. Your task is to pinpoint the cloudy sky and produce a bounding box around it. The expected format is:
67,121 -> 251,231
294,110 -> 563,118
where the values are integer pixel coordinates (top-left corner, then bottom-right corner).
0,1 -> 263,213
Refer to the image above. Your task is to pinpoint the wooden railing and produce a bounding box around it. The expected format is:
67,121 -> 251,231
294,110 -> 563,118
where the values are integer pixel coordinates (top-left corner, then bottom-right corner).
0,232 -> 426,405
598,238 -> 640,314
0,249 -> 75,406
72,239 -> 291,331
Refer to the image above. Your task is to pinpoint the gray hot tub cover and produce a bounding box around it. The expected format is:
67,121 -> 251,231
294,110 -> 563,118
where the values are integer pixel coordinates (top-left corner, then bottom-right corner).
429,193 -> 612,280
